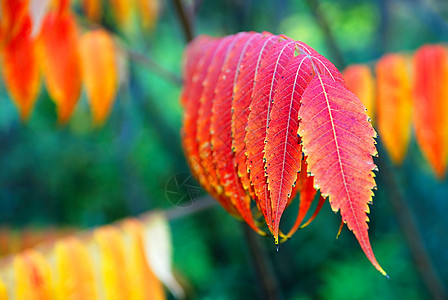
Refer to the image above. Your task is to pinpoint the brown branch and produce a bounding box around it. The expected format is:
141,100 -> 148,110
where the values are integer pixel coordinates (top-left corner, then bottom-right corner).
127,49 -> 183,86
242,224 -> 281,300
376,149 -> 447,300
171,0 -> 195,43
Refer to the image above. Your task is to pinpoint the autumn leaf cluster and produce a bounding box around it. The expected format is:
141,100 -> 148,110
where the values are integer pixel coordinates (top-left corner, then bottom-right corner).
0,0 -> 159,126
0,215 -> 175,299
181,32 -> 386,275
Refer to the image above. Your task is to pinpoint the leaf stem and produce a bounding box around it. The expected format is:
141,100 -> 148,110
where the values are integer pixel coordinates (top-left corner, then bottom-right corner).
171,0 -> 195,43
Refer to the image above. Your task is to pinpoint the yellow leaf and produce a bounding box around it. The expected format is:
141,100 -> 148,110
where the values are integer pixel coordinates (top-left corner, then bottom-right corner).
13,250 -> 52,300
121,219 -> 166,300
94,226 -> 130,300
53,237 -> 98,300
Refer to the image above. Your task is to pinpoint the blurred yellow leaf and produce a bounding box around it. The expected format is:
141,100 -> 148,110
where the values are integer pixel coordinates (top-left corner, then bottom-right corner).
94,226 -> 130,300
13,250 -> 52,300
137,0 -> 160,30
53,237 -> 98,300
121,219 -> 166,300
144,213 -> 184,299
79,29 -> 119,126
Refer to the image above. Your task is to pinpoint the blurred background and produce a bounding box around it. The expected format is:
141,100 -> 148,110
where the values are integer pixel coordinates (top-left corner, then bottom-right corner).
1,0 -> 448,299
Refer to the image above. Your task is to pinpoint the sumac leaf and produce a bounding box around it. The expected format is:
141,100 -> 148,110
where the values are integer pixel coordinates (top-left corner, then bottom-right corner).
38,10 -> 82,124
245,40 -> 296,238
298,73 -> 386,276
413,45 -> 448,178
79,29 -> 119,126
264,54 -> 314,241
232,33 -> 276,202
376,54 -> 412,164
2,15 -> 40,120
343,64 -> 375,121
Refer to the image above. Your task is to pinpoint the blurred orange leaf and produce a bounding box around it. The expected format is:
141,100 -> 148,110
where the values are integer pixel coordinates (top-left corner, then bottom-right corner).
38,10 -> 81,124
1,15 -> 40,120
376,54 -> 412,164
342,64 -> 375,121
82,0 -> 102,22
413,45 -> 448,178
54,237 -> 98,300
79,29 -> 119,126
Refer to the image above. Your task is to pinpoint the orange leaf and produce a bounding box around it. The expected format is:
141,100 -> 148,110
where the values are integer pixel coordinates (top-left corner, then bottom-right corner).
298,73 -> 386,276
82,0 -> 101,22
110,0 -> 134,28
342,64 -> 375,121
2,15 -> 40,120
375,54 -> 412,164
13,250 -> 52,300
413,45 -> 448,178
53,237 -> 98,299
38,10 -> 81,124
137,0 -> 159,30
79,29 -> 119,126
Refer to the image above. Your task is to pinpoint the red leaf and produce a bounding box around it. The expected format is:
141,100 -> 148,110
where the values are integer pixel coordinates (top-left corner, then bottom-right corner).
38,10 -> 82,124
181,38 -> 239,216
211,32 -> 264,233
232,33 -> 276,202
245,40 -> 296,238
285,155 -> 318,238
413,45 -> 448,178
264,54 -> 314,241
2,15 -> 40,120
196,35 -> 236,202
298,73 -> 386,275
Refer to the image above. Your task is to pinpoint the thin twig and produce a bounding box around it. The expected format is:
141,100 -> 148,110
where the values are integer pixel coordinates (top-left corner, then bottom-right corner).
305,0 -> 345,68
376,148 -> 448,300
127,50 -> 183,86
171,0 -> 195,43
242,224 -> 281,300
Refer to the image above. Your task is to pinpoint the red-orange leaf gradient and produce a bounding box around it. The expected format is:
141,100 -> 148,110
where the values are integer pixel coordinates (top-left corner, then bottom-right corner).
38,10 -> 81,124
298,74 -> 385,275
2,15 -> 40,120
413,45 -> 448,178
181,32 -> 385,275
